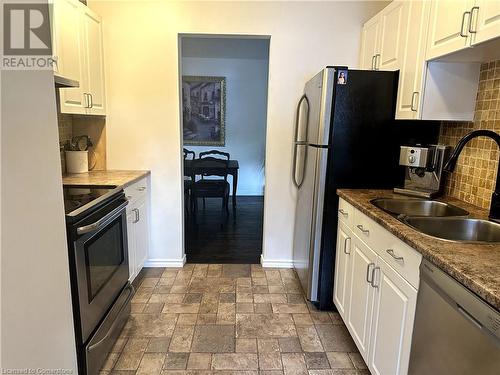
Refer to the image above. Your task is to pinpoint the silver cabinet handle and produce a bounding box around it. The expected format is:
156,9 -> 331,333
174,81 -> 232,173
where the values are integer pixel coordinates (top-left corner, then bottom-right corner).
460,11 -> 471,37
344,237 -> 351,255
357,224 -> 369,234
374,54 -> 381,70
410,91 -> 419,112
89,93 -> 93,108
468,6 -> 479,34
371,55 -> 376,70
137,186 -> 146,191
338,209 -> 348,217
371,266 -> 380,288
132,208 -> 139,223
386,249 -> 404,261
366,262 -> 375,283
83,93 -> 90,108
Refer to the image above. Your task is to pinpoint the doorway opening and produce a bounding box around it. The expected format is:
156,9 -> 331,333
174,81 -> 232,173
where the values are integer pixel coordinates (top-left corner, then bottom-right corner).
179,35 -> 270,264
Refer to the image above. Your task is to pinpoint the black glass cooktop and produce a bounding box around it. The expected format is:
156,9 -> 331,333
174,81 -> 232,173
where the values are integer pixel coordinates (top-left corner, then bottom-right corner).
63,185 -> 119,215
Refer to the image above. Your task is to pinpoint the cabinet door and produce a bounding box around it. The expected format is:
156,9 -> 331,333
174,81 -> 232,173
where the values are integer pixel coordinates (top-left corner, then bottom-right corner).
126,210 -> 136,282
134,198 -> 149,274
346,236 -> 377,360
368,258 -> 418,375
378,1 -> 407,71
426,0 -> 474,60
333,222 -> 352,318
470,0 -> 500,45
359,15 -> 381,70
53,0 -> 86,114
81,6 -> 106,115
395,1 -> 430,119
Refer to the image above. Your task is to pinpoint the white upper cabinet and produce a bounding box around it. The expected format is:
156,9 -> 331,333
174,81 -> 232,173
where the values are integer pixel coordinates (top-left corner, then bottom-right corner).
81,6 -> 106,115
395,1 -> 430,119
469,0 -> 500,45
360,1 -> 407,71
52,0 -> 86,114
378,1 -> 407,71
360,15 -> 381,70
361,0 -> 498,121
426,0 -> 475,60
51,0 -> 106,115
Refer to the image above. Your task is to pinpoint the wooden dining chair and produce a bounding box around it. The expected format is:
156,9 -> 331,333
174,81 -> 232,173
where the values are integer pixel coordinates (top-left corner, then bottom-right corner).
183,148 -> 196,216
190,150 -> 230,226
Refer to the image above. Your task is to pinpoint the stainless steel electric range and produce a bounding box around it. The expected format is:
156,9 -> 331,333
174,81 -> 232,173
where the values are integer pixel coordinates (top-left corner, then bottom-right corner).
64,185 -> 133,375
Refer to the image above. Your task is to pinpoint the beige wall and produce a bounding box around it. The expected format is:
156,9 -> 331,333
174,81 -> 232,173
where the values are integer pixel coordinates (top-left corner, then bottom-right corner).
440,60 -> 500,209
90,0 -> 388,265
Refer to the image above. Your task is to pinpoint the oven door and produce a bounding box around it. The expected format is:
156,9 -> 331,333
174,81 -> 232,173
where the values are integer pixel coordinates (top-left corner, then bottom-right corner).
73,198 -> 129,343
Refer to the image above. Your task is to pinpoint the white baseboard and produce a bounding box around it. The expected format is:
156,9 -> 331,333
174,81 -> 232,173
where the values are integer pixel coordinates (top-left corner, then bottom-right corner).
260,254 -> 294,268
144,255 -> 186,268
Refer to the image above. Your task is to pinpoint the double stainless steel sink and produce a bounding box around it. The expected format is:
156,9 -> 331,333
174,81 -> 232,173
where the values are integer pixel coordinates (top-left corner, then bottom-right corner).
371,198 -> 500,243
372,198 -> 469,217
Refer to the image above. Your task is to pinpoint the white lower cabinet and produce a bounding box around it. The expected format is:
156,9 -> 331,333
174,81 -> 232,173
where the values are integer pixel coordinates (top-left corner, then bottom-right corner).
368,257 -> 418,375
126,209 -> 137,281
346,236 -> 378,359
333,221 -> 352,317
125,178 -> 150,282
334,198 -> 421,375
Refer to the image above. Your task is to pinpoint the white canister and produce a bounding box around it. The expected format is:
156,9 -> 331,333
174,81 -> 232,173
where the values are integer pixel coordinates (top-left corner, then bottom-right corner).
65,151 -> 88,174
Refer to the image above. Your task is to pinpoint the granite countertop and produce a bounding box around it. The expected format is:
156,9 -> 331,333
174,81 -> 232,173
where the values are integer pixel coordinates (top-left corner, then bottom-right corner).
337,189 -> 500,311
62,170 -> 150,189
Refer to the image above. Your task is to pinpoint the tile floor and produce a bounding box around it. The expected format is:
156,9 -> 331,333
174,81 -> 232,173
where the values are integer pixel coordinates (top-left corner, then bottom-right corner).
102,264 -> 369,375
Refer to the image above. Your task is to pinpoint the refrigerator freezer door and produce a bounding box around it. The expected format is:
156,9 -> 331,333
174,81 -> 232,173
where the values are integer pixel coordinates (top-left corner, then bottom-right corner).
293,68 -> 335,301
305,69 -> 335,147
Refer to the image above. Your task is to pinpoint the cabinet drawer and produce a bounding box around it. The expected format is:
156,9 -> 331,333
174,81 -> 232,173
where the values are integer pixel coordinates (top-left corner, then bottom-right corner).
352,209 -> 387,251
124,178 -> 148,207
378,232 -> 422,289
353,208 -> 422,289
338,198 -> 354,227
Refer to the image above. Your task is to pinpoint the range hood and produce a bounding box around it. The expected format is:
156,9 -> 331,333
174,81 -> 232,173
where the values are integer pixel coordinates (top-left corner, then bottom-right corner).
54,73 -> 79,88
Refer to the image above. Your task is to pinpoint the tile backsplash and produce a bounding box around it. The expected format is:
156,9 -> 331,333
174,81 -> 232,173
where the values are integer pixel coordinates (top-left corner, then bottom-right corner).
56,91 -> 106,173
439,60 -> 500,209
56,97 -> 74,172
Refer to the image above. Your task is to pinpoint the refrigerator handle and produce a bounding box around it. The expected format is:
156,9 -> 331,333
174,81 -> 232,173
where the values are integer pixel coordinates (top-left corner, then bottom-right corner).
292,94 -> 310,188
294,94 -> 310,144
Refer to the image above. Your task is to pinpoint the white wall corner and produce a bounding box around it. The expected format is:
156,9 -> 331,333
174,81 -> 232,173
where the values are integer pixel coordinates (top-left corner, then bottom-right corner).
260,254 -> 294,269
144,255 -> 186,268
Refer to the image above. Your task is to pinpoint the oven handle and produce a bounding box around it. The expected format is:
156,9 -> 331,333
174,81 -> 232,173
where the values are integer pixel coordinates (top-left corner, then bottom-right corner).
86,283 -> 135,352
77,200 -> 128,235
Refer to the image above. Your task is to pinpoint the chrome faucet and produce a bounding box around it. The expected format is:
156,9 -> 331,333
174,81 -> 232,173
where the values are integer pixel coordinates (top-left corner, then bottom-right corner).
444,130 -> 500,221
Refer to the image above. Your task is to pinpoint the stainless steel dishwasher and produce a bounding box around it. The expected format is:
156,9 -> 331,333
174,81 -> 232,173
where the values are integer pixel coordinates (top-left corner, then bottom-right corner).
408,259 -> 500,375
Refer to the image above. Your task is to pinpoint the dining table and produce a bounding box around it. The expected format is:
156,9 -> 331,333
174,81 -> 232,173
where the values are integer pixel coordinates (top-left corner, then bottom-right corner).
184,159 -> 240,210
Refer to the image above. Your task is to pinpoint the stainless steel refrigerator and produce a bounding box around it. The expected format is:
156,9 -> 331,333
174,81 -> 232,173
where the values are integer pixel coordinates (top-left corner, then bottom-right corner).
292,67 -> 439,310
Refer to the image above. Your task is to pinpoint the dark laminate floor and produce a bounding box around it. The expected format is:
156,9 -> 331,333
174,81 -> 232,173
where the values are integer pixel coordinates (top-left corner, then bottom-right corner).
185,196 -> 264,264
